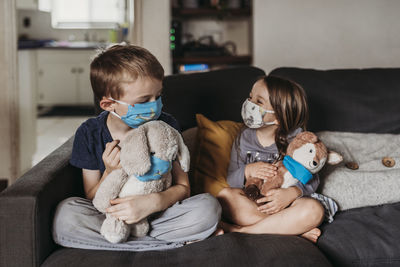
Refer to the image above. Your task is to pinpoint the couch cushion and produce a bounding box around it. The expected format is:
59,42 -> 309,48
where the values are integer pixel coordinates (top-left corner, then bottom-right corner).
42,233 -> 332,267
163,66 -> 265,131
269,67 -> 400,134
191,114 -> 242,196
318,202 -> 400,267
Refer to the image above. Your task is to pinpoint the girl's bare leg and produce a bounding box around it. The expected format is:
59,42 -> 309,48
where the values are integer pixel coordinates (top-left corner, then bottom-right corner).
217,187 -> 266,226
217,187 -> 324,243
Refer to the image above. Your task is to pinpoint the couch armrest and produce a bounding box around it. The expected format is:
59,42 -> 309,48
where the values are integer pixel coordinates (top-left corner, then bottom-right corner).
0,137 -> 84,267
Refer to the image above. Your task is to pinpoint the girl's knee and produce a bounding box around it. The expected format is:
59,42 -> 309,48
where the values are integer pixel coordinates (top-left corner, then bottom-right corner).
298,198 -> 324,225
217,187 -> 241,200
217,187 -> 231,198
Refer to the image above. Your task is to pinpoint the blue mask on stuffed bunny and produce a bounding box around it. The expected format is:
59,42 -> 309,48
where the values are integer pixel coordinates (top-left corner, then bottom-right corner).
136,155 -> 172,181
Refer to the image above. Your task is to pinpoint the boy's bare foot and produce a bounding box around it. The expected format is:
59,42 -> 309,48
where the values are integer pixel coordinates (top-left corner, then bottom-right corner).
300,228 -> 321,243
184,240 -> 200,245
213,228 -> 225,236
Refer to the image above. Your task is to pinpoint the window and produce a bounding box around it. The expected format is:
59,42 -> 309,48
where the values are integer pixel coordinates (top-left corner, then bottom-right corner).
50,0 -> 126,29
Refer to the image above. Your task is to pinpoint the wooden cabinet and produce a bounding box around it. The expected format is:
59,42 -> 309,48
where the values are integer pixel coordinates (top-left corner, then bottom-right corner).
77,64 -> 93,105
17,0 -> 51,11
37,50 -> 94,106
16,0 -> 38,10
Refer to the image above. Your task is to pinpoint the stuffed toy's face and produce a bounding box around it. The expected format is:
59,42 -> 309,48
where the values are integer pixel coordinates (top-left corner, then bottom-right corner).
120,120 -> 190,177
287,131 -> 343,174
292,142 -> 327,174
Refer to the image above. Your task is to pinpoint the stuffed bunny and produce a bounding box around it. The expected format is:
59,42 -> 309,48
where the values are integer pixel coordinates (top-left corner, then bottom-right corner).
92,120 -> 190,243
244,131 -> 343,201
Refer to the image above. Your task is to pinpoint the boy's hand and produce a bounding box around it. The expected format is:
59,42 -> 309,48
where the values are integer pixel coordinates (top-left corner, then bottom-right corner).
102,140 -> 122,174
106,194 -> 157,224
245,162 -> 277,180
256,187 -> 301,214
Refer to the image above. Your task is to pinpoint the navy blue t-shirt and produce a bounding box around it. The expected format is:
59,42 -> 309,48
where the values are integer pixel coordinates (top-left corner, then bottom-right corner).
70,111 -> 180,175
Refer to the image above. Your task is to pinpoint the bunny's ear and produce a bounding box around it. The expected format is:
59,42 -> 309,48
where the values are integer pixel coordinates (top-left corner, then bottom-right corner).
327,150 -> 343,165
120,126 -> 151,176
172,129 -> 190,172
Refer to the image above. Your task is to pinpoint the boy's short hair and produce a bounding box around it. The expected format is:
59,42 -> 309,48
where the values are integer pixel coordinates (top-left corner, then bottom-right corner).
90,44 -> 164,101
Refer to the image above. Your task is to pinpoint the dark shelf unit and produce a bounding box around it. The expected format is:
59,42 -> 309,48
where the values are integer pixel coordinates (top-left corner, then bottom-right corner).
172,7 -> 251,18
173,55 -> 252,65
170,2 -> 253,73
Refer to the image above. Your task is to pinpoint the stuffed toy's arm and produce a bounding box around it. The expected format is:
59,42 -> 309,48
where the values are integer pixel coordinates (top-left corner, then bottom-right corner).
92,169 -> 129,212
175,131 -> 190,172
244,177 -> 264,200
293,173 -> 320,197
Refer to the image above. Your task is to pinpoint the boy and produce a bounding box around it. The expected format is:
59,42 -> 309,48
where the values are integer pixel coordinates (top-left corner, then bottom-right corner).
53,44 -> 221,251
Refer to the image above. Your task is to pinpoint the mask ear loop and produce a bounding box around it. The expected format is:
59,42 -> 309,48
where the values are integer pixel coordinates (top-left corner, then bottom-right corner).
108,97 -> 129,106
108,97 -> 123,119
263,121 -> 276,126
261,107 -> 276,125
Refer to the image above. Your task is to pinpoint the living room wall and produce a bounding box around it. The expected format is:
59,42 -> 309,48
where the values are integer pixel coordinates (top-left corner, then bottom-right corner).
253,0 -> 400,73
0,0 -> 20,185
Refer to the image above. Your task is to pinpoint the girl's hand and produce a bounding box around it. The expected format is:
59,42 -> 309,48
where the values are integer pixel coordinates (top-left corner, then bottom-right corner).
256,187 -> 301,214
245,162 -> 277,180
106,194 -> 158,224
102,140 -> 122,174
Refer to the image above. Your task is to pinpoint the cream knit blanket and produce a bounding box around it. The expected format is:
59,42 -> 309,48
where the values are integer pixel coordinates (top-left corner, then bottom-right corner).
317,131 -> 400,210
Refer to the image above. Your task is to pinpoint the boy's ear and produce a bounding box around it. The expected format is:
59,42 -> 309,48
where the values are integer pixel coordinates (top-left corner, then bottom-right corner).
99,97 -> 115,111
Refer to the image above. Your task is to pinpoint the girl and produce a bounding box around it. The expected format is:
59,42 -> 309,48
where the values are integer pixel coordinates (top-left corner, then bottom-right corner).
217,75 -> 337,243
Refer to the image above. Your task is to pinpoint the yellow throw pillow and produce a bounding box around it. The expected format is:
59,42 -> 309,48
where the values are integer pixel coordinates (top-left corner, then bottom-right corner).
192,114 -> 243,196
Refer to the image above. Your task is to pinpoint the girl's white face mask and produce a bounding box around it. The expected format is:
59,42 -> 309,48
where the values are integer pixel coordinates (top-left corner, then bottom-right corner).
241,98 -> 275,128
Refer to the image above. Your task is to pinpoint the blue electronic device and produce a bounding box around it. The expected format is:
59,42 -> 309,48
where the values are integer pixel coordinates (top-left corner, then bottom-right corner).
179,64 -> 209,72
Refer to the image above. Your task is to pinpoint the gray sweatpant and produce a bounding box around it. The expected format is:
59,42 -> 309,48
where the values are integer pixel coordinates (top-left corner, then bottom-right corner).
53,193 -> 221,251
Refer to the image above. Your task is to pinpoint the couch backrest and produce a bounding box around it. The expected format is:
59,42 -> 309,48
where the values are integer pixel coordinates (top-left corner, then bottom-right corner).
270,67 -> 400,134
163,66 -> 266,131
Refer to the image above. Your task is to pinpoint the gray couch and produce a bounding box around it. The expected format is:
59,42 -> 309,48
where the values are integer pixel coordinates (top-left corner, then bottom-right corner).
1,66 -> 399,267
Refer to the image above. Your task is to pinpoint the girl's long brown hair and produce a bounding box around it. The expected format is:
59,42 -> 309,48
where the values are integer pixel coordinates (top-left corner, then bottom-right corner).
235,75 -> 309,163
264,75 -> 309,159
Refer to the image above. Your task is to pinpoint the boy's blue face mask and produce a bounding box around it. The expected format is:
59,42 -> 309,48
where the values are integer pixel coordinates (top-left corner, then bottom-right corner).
136,155 -> 172,182
109,96 -> 163,128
